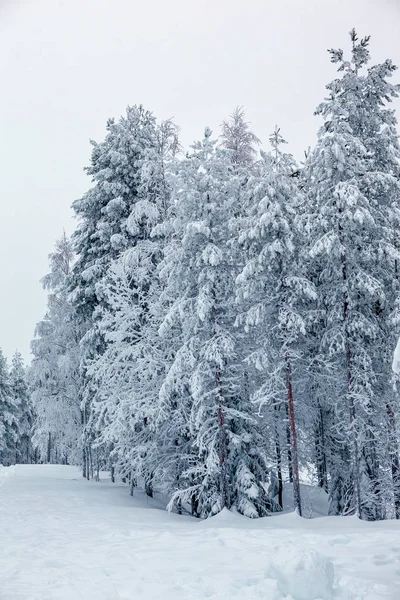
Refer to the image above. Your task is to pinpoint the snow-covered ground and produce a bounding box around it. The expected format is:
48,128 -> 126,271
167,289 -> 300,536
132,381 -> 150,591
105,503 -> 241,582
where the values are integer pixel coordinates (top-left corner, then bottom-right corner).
1,465 -> 400,599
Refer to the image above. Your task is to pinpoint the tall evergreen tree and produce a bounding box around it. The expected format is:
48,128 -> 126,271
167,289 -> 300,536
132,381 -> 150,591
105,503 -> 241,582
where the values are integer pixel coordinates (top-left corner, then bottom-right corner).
161,128 -> 276,517
236,127 -> 316,516
305,30 -> 400,520
88,120 -> 180,492
70,106 -> 159,477
10,351 -> 34,464
220,106 -> 261,171
30,234 -> 82,465
0,349 -> 19,465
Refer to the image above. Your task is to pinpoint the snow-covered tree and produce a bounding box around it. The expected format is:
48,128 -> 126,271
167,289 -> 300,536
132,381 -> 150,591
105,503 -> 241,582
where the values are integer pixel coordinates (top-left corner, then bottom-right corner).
30,233 -> 82,465
305,30 -> 400,520
161,128 -> 276,518
0,349 -> 19,465
10,351 -> 34,464
88,119 -> 180,491
70,106 -> 160,477
236,127 -> 316,516
220,106 -> 260,171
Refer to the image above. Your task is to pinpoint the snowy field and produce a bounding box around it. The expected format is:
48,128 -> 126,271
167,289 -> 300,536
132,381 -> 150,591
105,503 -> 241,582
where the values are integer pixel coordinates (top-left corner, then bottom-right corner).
1,465 -> 400,599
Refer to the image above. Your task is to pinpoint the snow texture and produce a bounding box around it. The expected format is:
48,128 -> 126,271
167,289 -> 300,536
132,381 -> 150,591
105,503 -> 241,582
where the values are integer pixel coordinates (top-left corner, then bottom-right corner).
392,336 -> 400,374
1,465 -> 400,599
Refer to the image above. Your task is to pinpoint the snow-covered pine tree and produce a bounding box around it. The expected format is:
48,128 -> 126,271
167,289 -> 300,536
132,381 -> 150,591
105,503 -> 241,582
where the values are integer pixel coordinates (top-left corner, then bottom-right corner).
236,127 -> 316,516
10,351 -> 34,464
0,349 -> 20,465
30,233 -> 82,465
220,106 -> 261,172
305,30 -> 400,520
161,128 -> 275,518
88,120 -> 180,493
70,106 -> 159,478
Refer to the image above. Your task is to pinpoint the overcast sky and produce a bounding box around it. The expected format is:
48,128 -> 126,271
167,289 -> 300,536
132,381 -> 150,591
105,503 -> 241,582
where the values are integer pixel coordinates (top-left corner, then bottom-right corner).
0,0 -> 399,362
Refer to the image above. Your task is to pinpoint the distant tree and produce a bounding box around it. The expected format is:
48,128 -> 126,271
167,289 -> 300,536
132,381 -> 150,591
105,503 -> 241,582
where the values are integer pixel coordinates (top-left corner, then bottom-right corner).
10,351 -> 34,464
30,233 -> 82,465
220,106 -> 260,170
0,349 -> 19,465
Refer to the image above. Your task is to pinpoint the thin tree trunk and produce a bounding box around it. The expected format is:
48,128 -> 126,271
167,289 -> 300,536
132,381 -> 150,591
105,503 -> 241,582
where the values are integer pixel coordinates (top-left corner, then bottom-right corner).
338,208 -> 362,519
274,404 -> 283,509
217,376 -> 229,509
212,285 -> 229,510
47,432 -> 51,464
129,471 -> 136,496
315,405 -> 328,492
191,492 -> 199,518
95,450 -> 100,482
342,280 -> 362,517
391,452 -> 400,520
89,444 -> 94,480
284,402 -> 293,483
392,222 -> 400,518
346,337 -> 362,518
285,354 -> 302,516
82,446 -> 87,478
177,499 -> 182,515
145,472 -> 154,498
385,398 -> 400,519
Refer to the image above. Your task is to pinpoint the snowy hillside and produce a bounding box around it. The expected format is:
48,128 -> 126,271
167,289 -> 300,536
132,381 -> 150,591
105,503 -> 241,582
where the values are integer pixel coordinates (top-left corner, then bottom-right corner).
1,465 -> 400,600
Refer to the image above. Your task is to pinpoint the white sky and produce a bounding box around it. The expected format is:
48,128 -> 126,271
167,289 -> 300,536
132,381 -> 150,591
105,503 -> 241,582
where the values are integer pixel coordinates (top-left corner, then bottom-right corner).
0,0 -> 399,362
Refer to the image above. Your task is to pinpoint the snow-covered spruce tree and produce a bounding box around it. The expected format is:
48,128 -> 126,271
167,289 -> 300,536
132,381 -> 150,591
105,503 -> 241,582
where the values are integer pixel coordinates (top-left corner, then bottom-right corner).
236,127 -> 316,516
221,109 -> 289,508
327,33 -> 400,519
87,120 -> 180,492
158,110 -> 260,516
0,349 -> 20,465
30,233 -> 82,465
305,31 -> 400,520
220,106 -> 261,172
70,106 -> 158,478
10,351 -> 34,464
161,128 -> 276,518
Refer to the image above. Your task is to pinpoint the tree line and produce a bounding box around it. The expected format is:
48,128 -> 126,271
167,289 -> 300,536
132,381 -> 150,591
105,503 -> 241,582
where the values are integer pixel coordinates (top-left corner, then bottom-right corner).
20,31 -> 400,520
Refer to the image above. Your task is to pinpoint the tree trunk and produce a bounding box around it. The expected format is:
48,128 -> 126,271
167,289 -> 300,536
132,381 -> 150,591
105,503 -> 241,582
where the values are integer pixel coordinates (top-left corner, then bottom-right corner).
47,432 -> 52,464
315,405 -> 328,493
212,285 -> 229,510
129,471 -> 136,496
274,404 -> 283,509
177,498 -> 182,515
391,452 -> 400,520
385,398 -> 400,518
285,354 -> 302,516
191,492 -> 199,518
346,340 -> 362,518
82,447 -> 87,478
338,209 -> 362,518
284,402 -> 293,483
217,391 -> 229,509
88,444 -> 94,480
95,451 -> 100,482
145,472 -> 154,498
